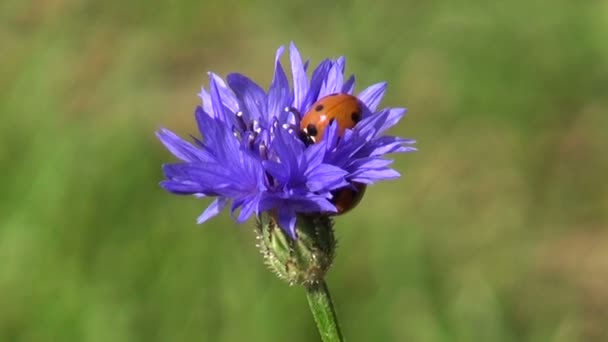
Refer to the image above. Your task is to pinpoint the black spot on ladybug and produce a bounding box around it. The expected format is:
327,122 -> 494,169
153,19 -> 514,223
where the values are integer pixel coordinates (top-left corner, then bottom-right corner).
329,118 -> 335,126
315,104 -> 324,112
299,130 -> 315,146
329,93 -> 339,96
351,111 -> 361,123
306,124 -> 318,137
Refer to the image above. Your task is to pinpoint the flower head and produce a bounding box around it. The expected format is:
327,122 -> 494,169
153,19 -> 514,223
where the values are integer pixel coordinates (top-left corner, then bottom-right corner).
158,43 -> 415,238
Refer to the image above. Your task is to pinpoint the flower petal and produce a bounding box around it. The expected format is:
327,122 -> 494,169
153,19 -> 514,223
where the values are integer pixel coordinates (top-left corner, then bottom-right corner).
209,72 -> 239,114
271,127 -> 302,175
320,120 -> 340,152
351,168 -> 401,183
378,108 -> 407,134
301,59 -> 332,112
198,87 -> 212,115
288,195 -> 337,213
289,42 -> 309,111
236,195 -> 259,223
156,128 -> 203,162
306,164 -> 348,192
160,180 -> 208,194
303,142 -> 326,169
269,46 -> 291,123
227,73 -> 268,124
342,75 -> 355,94
358,82 -> 387,112
278,207 -> 297,238
348,158 -> 394,171
319,59 -> 344,97
353,108 -> 391,140
360,136 -> 417,156
197,197 -> 229,223
163,163 -> 230,190
209,76 -> 228,122
263,160 -> 289,184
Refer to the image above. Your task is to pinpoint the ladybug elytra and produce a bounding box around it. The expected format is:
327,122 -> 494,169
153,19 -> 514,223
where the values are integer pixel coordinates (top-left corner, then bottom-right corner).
299,93 -> 363,144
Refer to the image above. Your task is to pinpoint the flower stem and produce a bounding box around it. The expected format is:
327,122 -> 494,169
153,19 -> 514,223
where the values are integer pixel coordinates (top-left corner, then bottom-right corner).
305,281 -> 344,342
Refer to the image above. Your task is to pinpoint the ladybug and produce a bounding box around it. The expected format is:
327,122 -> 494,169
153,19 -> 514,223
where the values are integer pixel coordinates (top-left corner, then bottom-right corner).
332,182 -> 366,215
298,93 -> 367,215
299,93 -> 363,144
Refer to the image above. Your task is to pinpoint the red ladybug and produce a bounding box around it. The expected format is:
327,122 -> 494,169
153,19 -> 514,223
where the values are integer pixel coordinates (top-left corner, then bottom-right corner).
299,93 -> 363,144
299,93 -> 366,215
332,182 -> 366,215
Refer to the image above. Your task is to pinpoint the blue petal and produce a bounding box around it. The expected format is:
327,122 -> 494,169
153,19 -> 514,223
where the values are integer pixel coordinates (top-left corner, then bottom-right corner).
319,60 -> 344,97
348,158 -> 394,171
263,160 -> 289,184
301,59 -> 332,112
306,164 -> 348,192
278,207 -> 297,238
268,46 -> 291,123
197,197 -> 229,223
194,107 -> 231,159
336,56 -> 346,73
289,42 -> 309,111
320,120 -> 340,152
342,75 -> 355,94
194,106 -> 213,138
236,195 -> 259,223
209,76 -> 229,122
353,109 -> 392,141
289,195 -> 337,213
351,168 -> 401,183
160,179 -> 210,195
378,108 -> 407,134
163,163 -> 231,189
209,72 -> 239,114
358,82 -> 387,112
272,127 -> 303,175
198,87 -> 212,115
303,143 -> 326,168
227,73 -> 268,124
156,128 -> 203,162
359,136 -> 417,156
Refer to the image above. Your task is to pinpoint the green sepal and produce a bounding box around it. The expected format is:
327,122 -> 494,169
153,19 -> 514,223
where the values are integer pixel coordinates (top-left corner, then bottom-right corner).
255,212 -> 336,286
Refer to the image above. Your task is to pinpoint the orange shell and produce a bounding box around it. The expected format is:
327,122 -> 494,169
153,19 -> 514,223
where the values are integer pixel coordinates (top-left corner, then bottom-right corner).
300,93 -> 362,142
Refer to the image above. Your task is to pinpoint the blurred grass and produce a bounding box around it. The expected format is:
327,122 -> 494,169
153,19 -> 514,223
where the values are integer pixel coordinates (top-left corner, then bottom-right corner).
1,0 -> 607,341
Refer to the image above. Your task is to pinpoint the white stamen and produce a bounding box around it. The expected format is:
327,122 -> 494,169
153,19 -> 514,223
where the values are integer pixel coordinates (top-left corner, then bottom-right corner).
250,119 -> 262,134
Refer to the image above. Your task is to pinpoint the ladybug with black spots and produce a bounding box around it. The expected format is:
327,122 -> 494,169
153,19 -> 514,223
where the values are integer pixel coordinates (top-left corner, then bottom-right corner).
297,93 -> 367,216
299,93 -> 363,144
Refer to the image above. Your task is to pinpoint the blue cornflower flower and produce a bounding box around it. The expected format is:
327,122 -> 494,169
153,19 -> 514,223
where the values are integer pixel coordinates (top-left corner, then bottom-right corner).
158,43 -> 415,238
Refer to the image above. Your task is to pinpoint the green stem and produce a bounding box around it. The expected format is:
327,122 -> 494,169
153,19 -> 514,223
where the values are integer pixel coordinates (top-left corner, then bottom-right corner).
305,281 -> 344,342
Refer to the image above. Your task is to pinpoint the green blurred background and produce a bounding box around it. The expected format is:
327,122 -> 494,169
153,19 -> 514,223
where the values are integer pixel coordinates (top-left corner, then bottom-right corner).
1,0 -> 607,341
